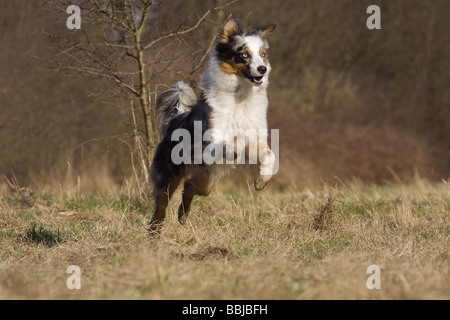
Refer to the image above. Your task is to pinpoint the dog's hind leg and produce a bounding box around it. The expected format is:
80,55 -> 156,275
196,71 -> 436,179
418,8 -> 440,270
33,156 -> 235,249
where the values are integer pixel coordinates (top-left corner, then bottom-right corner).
148,172 -> 182,235
178,174 -> 214,225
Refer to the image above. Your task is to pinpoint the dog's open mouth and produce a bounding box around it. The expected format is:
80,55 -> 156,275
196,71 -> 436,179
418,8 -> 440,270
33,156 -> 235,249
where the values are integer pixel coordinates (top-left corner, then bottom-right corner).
243,70 -> 264,85
251,76 -> 263,85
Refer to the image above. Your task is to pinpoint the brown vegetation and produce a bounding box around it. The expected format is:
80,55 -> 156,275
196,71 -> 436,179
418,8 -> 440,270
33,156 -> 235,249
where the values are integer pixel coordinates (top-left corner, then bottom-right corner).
0,0 -> 449,191
0,180 -> 448,299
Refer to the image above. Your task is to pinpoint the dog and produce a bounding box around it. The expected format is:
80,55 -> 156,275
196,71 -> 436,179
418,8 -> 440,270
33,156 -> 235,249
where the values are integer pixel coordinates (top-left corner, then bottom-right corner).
149,18 -> 277,233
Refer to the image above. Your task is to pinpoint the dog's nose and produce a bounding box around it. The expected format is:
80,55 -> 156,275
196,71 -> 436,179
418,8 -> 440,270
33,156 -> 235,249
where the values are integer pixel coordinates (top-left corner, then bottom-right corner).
257,66 -> 267,75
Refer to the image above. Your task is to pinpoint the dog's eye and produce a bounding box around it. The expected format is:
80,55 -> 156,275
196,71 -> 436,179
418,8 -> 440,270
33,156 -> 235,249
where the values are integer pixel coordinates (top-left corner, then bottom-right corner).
241,53 -> 249,59
261,52 -> 266,58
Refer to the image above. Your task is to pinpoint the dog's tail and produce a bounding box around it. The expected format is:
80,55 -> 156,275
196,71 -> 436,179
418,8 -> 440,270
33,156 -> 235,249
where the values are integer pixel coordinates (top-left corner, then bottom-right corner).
155,81 -> 197,135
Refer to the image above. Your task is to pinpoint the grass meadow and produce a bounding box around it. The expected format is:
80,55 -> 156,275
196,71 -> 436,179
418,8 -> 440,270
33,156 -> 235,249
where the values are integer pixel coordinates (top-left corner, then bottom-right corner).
1,0 -> 449,302
0,179 -> 448,300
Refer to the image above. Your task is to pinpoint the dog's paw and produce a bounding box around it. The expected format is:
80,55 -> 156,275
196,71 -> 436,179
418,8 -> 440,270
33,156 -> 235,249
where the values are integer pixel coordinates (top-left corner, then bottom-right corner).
254,174 -> 271,191
147,219 -> 163,237
254,148 -> 275,190
178,206 -> 188,225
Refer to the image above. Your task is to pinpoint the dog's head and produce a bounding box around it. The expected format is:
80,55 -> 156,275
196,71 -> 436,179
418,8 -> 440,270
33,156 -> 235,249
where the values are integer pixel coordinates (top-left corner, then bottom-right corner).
215,18 -> 276,86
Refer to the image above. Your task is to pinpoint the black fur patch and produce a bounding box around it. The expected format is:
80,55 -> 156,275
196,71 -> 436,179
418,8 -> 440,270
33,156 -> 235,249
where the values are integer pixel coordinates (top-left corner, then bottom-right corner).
216,41 -> 237,62
151,95 -> 213,179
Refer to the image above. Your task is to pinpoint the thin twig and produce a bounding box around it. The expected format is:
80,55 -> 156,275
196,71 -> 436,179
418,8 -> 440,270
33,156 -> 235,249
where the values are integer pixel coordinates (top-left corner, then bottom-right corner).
143,0 -> 238,50
183,33 -> 217,81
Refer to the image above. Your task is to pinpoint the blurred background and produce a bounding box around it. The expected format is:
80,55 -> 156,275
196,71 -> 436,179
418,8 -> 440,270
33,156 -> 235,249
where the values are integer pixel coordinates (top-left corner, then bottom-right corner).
0,0 -> 449,193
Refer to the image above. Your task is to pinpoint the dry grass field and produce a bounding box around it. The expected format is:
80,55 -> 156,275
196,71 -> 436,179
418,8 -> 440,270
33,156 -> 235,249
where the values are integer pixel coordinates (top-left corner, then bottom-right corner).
0,179 -> 448,300
1,0 -> 449,303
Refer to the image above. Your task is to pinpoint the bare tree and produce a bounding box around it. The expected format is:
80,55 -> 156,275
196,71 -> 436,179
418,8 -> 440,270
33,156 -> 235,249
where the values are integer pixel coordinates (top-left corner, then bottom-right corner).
44,0 -> 237,183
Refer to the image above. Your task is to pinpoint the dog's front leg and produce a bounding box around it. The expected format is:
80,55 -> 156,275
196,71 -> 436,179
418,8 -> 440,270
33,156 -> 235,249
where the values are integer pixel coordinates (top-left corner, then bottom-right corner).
254,141 -> 276,191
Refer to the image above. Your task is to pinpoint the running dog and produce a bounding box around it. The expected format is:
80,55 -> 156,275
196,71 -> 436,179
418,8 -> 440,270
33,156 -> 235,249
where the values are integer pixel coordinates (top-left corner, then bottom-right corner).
149,18 -> 277,233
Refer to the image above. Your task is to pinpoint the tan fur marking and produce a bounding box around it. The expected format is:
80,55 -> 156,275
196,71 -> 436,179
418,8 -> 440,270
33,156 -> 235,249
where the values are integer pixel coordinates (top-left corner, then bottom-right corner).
149,177 -> 182,233
257,140 -> 269,149
220,62 -> 238,75
243,47 -> 252,56
259,24 -> 276,37
178,175 -> 215,224
209,113 -> 214,129
220,19 -> 240,44
220,60 -> 249,76
259,47 -> 269,65
219,48 -> 251,76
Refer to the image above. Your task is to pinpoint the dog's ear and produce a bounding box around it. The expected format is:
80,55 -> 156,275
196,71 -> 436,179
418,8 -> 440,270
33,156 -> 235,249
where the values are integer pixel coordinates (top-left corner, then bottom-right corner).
258,24 -> 276,37
219,17 -> 242,43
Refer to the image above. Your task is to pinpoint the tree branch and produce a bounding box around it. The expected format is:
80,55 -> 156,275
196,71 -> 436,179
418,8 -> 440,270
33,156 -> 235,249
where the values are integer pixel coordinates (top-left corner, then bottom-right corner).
89,0 -> 133,33
143,0 -> 238,50
183,33 -> 216,81
138,0 -> 153,33
59,65 -> 140,96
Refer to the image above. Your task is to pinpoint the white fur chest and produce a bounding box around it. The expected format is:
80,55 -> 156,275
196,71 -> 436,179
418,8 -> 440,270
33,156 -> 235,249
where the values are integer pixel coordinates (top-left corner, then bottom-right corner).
212,89 -> 267,128
202,64 -> 269,135
208,87 -> 268,150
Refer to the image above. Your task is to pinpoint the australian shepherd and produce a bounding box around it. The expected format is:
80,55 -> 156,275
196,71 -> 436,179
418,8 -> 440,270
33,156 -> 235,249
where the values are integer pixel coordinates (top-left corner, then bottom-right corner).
149,18 -> 277,233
